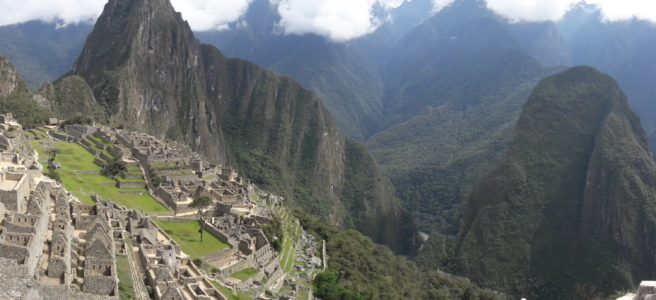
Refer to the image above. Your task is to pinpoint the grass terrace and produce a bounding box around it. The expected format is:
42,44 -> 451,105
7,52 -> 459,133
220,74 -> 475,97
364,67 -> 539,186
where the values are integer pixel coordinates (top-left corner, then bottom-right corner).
212,281 -> 250,300
230,268 -> 258,281
31,139 -> 169,213
155,220 -> 230,258
275,207 -> 302,273
116,255 -> 136,300
82,135 -> 117,160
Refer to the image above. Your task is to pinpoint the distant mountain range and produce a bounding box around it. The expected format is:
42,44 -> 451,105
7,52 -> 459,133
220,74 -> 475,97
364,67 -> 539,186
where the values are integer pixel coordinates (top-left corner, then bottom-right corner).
1,0 -> 656,297
0,21 -> 92,89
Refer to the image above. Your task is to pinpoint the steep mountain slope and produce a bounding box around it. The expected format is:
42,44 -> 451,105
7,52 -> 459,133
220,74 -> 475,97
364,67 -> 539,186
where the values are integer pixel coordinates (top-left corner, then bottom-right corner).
0,56 -> 52,128
197,0 -> 385,139
368,0 -> 556,234
0,21 -> 92,89
458,67 -> 656,299
298,212 -> 506,300
45,0 -> 414,253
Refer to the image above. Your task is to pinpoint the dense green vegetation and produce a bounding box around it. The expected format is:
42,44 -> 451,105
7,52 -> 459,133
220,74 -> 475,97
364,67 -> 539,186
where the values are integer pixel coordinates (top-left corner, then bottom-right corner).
313,271 -> 364,300
0,21 -> 91,89
196,1 -> 385,140
261,212 -> 283,252
155,220 -> 230,258
297,212 -> 505,300
458,67 -> 656,299
102,158 -> 128,178
0,57 -> 52,128
273,206 -> 302,273
38,76 -> 107,122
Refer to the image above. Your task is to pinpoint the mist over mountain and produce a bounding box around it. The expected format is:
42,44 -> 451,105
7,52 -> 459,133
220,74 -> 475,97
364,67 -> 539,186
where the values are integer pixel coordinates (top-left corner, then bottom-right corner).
559,4 -> 656,135
196,0 -> 387,140
0,21 -> 92,89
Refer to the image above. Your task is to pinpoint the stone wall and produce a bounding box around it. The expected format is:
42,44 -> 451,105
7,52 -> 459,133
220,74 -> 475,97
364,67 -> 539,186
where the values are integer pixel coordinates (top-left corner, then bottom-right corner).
0,172 -> 29,212
118,181 -> 145,189
203,221 -> 234,246
49,131 -> 78,143
83,275 -> 118,296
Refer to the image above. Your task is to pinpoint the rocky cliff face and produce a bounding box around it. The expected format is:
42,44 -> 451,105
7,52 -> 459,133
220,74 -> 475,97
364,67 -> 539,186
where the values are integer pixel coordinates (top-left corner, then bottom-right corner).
458,67 -> 656,298
0,56 -> 25,97
0,56 -> 51,128
45,0 -> 414,253
38,76 -> 105,121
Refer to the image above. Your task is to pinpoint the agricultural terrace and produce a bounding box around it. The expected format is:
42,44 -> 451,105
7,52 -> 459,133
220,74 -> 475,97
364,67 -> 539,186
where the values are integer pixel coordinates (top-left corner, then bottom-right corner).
29,130 -> 168,213
155,220 -> 230,258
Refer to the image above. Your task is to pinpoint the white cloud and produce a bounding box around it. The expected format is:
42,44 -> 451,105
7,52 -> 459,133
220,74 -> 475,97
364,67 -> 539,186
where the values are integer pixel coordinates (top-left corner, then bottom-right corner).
170,0 -> 252,31
485,0 -> 577,22
485,0 -> 656,23
0,0 -> 654,37
0,0 -> 106,27
433,0 -> 455,13
589,0 -> 656,23
0,0 -> 252,31
271,0 -> 410,42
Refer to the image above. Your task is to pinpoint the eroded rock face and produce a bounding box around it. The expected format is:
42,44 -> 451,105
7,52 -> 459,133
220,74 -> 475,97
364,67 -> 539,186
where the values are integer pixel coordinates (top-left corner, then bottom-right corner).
48,0 -> 415,253
0,57 -> 21,97
458,67 -> 656,299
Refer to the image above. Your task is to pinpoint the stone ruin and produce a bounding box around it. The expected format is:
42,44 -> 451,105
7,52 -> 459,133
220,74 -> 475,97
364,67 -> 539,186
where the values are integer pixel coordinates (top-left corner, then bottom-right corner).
0,114 -> 119,299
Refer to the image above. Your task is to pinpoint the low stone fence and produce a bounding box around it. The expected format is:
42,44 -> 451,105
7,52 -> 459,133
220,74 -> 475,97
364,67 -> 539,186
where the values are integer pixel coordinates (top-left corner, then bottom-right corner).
118,181 -> 145,189
93,157 -> 106,167
76,171 -> 101,175
80,138 -> 95,150
203,222 -> 234,246
99,151 -> 113,163
49,131 -> 78,143
125,173 -> 143,180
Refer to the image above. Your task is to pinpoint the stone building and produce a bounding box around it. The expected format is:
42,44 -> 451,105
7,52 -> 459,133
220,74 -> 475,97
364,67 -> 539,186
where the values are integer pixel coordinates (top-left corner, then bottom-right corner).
70,202 -> 119,297
138,242 -> 224,300
0,171 -> 30,212
47,189 -> 72,280
64,124 -> 96,139
0,182 -> 52,276
206,213 -> 275,278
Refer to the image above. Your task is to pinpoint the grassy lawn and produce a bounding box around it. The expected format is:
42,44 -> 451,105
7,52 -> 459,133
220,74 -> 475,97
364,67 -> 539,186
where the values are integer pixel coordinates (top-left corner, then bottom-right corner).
230,268 -> 259,281
33,140 -> 169,213
116,255 -> 135,300
212,281 -> 251,300
155,220 -> 230,258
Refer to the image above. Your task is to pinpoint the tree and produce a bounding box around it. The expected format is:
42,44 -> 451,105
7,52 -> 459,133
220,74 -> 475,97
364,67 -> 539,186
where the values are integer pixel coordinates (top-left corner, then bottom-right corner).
47,168 -> 61,182
102,158 -> 127,178
190,196 -> 213,242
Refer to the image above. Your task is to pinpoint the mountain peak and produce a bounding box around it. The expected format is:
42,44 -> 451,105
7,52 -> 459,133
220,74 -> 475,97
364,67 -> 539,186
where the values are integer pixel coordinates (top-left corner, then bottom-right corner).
48,0 -> 415,254
458,66 -> 656,298
73,0 -> 197,77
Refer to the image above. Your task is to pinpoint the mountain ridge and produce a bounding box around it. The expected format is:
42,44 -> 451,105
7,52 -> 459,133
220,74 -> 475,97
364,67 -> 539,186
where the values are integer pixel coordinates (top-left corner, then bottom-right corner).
458,66 -> 656,299
43,0 -> 416,253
